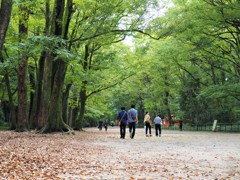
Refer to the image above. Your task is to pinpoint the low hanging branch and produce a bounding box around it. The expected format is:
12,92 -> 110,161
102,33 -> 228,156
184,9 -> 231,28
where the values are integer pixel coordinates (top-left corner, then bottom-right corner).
87,73 -> 135,98
70,29 -> 168,43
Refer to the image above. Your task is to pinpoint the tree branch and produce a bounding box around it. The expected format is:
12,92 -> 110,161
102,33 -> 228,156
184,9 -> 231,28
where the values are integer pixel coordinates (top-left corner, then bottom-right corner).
86,73 -> 135,98
177,62 -> 208,87
70,29 -> 165,43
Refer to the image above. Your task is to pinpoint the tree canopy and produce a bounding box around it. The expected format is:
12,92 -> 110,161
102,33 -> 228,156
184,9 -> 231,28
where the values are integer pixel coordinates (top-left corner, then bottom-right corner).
0,0 -> 239,132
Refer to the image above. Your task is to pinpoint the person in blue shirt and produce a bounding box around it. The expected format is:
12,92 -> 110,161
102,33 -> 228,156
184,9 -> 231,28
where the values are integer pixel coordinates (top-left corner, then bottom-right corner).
128,104 -> 138,139
154,114 -> 162,136
117,107 -> 128,139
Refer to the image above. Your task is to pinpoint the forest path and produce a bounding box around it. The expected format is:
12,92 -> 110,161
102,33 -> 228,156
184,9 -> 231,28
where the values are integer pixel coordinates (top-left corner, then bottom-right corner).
0,127 -> 239,179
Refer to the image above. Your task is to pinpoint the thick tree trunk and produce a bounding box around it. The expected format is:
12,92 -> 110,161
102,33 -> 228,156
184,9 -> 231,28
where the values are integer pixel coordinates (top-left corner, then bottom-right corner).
0,0 -> 12,50
48,60 -> 67,131
17,2 -> 29,131
38,52 -> 52,129
38,0 -> 63,131
35,0 -> 50,129
29,53 -> 45,129
38,0 -> 75,133
17,57 -> 28,131
46,0 -> 72,132
0,0 -> 14,127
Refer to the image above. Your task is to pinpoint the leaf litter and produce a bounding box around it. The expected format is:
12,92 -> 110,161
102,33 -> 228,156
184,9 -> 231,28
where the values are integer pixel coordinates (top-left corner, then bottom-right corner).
0,128 -> 239,179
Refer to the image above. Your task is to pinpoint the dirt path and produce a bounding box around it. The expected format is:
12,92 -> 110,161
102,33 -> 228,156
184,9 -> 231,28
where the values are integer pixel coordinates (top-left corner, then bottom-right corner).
0,127 -> 240,179
75,127 -> 240,180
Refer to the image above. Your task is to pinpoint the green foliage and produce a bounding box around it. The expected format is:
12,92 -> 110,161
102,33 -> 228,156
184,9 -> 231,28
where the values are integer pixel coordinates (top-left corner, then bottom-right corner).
1,0 -> 240,130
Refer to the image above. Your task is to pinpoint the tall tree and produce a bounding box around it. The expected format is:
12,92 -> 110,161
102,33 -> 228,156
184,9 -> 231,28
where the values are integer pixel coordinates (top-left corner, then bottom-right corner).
0,0 -> 15,128
29,0 -> 50,129
37,0 -> 74,132
17,0 -> 29,131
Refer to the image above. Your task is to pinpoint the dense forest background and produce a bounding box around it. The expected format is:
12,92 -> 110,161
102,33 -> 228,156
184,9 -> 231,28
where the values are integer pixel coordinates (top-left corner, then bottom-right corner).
0,0 -> 239,132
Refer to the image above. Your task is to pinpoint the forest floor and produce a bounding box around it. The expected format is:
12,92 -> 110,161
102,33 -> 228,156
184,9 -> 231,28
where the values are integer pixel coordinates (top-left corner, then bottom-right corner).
0,127 -> 240,180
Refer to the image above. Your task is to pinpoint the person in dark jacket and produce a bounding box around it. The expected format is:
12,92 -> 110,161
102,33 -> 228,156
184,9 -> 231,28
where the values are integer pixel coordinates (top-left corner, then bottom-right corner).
117,107 -> 128,139
98,120 -> 103,131
104,121 -> 108,131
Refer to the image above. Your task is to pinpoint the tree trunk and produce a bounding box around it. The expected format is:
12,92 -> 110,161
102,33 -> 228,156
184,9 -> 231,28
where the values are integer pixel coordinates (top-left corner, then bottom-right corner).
0,0 -> 14,127
4,76 -> 17,129
38,52 -> 52,129
70,96 -> 79,128
29,53 -> 45,129
48,60 -> 67,131
68,107 -> 73,126
35,0 -> 50,129
17,2 -> 29,131
28,65 -> 35,128
38,0 -> 74,133
71,107 -> 79,128
138,95 -> 144,122
62,83 -> 72,123
76,88 -> 87,130
162,74 -> 173,126
76,45 -> 90,130
0,0 -> 12,50
163,90 -> 173,126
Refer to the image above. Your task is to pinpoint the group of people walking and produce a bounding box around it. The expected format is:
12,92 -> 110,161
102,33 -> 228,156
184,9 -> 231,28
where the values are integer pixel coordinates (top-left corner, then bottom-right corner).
117,105 -> 138,139
117,105 -> 162,139
144,112 -> 162,137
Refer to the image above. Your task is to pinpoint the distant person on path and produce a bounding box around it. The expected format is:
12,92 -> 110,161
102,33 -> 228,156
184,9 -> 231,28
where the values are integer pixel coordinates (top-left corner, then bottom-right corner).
154,115 -> 162,137
128,104 -> 138,139
104,121 -> 108,131
144,111 -> 152,137
117,107 -> 128,139
98,120 -> 103,131
179,120 -> 183,131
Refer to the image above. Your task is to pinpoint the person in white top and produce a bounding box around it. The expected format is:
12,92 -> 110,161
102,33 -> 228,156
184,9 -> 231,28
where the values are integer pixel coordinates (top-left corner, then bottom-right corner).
144,112 -> 152,137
